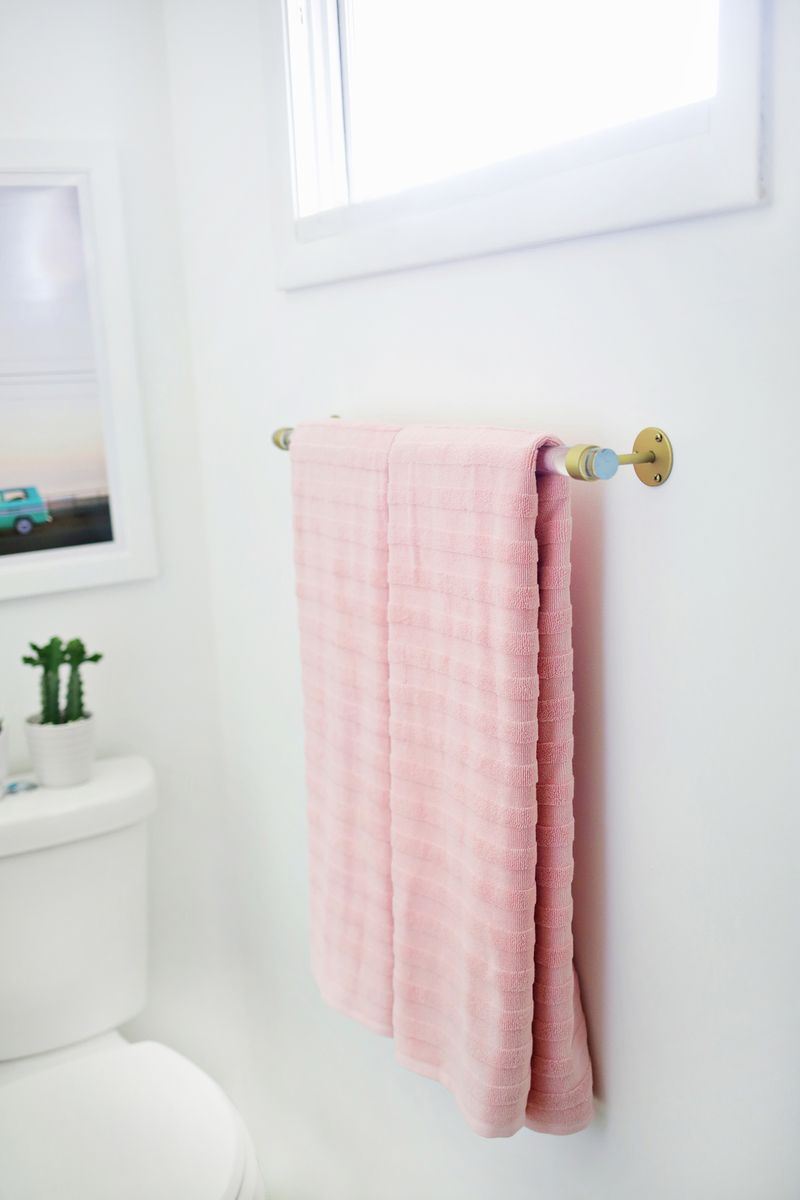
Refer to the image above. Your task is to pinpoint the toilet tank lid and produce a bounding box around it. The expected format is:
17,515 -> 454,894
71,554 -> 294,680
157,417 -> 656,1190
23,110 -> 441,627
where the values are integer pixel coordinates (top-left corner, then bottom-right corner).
0,756 -> 156,858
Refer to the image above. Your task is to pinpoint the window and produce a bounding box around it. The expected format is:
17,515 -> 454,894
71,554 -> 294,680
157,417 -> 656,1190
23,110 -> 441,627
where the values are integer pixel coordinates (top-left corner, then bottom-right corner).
292,0 -> 721,216
2,490 -> 28,503
272,0 -> 763,287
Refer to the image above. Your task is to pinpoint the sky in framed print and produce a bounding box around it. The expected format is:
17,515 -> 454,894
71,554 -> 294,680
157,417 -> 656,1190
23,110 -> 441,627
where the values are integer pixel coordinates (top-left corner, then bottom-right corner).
0,183 -> 113,557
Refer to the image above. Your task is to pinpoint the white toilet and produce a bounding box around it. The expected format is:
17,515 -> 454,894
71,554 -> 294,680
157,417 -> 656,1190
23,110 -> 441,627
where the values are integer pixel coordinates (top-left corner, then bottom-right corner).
0,756 -> 264,1199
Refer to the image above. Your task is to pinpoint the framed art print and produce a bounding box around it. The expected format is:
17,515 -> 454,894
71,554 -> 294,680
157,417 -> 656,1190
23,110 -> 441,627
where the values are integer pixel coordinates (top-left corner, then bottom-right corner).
0,141 -> 156,601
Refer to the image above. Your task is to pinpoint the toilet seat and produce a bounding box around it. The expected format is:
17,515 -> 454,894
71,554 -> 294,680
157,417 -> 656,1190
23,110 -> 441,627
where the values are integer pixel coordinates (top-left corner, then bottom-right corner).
0,1040 -> 257,1199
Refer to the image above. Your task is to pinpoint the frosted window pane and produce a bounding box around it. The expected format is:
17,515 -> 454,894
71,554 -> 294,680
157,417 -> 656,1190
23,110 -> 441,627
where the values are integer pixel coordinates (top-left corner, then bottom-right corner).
342,0 -> 719,202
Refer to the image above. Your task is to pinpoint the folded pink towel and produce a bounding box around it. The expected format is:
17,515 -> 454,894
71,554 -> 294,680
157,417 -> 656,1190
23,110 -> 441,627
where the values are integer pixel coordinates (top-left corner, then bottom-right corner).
292,420 -> 593,1137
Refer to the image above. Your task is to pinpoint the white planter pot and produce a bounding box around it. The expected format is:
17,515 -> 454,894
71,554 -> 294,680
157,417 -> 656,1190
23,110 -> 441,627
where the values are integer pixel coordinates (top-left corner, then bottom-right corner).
25,715 -> 95,788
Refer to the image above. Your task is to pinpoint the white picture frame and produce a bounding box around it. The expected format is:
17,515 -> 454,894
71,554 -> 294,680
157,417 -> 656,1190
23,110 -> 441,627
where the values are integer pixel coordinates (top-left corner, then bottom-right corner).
0,141 -> 157,601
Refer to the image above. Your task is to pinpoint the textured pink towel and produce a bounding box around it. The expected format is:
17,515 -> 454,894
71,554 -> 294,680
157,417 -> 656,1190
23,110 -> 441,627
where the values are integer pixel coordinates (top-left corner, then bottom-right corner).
292,421 -> 593,1136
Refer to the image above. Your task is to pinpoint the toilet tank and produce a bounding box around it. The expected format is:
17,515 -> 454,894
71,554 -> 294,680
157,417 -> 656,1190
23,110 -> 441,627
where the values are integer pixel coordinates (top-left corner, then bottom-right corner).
0,756 -> 156,1061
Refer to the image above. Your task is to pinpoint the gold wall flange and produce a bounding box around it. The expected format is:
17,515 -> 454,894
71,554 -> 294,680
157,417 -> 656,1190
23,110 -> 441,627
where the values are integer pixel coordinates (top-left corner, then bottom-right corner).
627,427 -> 673,487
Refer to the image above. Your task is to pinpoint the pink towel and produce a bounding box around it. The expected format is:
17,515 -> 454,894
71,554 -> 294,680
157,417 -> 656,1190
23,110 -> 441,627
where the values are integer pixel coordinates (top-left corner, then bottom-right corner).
292,420 -> 593,1137
292,422 -> 400,1036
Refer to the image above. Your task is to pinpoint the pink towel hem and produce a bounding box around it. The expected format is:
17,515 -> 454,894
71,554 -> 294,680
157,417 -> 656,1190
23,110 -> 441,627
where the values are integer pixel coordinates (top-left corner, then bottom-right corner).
394,1054 -> 593,1138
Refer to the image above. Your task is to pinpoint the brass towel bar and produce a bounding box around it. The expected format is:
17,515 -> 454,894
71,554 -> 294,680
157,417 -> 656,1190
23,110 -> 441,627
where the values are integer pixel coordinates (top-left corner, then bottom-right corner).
271,424 -> 673,486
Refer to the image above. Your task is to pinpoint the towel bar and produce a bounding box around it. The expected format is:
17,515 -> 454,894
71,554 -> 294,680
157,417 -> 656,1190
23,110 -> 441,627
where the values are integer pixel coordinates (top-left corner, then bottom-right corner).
271,424 -> 673,486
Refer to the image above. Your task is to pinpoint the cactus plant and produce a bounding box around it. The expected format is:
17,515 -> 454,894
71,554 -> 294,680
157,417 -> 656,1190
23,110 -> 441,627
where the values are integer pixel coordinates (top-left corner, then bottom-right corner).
64,639 -> 102,722
22,638 -> 65,725
22,637 -> 102,724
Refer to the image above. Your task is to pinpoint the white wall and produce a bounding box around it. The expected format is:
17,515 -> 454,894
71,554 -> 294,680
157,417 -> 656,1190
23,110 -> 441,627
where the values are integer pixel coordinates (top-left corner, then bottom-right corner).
4,1 -> 796,1196
164,1 -> 800,1198
0,0 -> 245,1084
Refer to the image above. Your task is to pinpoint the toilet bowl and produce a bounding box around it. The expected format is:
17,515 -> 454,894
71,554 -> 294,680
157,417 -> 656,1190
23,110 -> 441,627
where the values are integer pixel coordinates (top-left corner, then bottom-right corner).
0,1037 -> 263,1199
0,757 -> 264,1199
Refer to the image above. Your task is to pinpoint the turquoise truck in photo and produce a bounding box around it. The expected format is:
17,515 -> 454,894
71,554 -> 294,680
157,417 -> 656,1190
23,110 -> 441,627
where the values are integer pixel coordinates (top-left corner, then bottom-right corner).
0,487 -> 52,535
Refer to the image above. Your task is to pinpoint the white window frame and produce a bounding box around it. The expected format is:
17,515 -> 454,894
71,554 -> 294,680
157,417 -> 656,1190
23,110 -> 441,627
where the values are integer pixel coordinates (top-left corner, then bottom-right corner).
267,0 -> 765,290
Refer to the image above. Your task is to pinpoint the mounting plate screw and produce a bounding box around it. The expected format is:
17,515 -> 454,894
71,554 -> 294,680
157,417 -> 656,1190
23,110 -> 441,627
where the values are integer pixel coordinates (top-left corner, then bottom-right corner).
654,473 -> 662,482
655,432 -> 663,442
